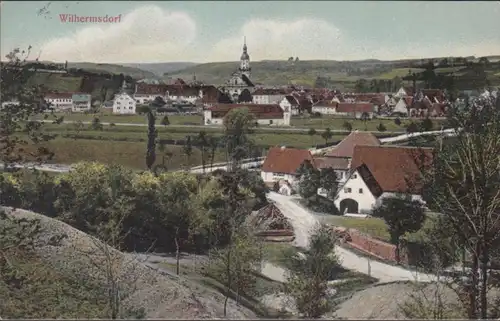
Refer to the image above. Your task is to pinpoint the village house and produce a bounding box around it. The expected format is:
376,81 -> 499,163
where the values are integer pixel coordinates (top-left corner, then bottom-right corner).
392,96 -> 412,116
317,131 -> 381,184
203,103 -> 291,126
394,86 -> 415,98
112,92 -> 136,114
261,146 -> 317,193
133,83 -> 168,105
279,95 -> 300,115
44,92 -> 73,111
311,100 -> 338,115
166,85 -> 200,104
252,88 -> 289,105
71,93 -> 92,112
334,145 -> 433,214
336,102 -> 376,119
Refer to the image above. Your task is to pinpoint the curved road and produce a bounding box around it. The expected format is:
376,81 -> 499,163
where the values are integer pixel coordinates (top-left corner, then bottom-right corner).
267,192 -> 436,283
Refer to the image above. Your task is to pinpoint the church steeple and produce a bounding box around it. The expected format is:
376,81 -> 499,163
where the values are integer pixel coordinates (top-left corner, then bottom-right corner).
239,36 -> 251,78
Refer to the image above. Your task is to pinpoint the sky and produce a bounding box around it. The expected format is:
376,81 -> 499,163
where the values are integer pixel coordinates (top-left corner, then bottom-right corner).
1,1 -> 500,63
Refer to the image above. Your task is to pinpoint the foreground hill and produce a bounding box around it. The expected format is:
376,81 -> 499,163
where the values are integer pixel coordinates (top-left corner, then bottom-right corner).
166,56 -> 500,90
0,207 -> 255,319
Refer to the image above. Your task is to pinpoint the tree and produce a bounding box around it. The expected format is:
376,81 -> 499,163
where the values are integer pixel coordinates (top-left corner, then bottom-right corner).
342,121 -> 353,132
296,160 -> 320,200
420,117 -> 434,132
195,131 -> 209,173
394,117 -> 402,126
422,93 -> 500,319
371,196 -> 426,264
377,122 -> 387,132
1,47 -> 58,166
160,115 -> 170,127
151,96 -> 166,107
284,224 -> 340,318
360,113 -> 370,130
354,78 -> 369,93
91,116 -> 103,131
319,167 -> 339,199
406,121 -> 419,134
320,128 -> 333,145
145,110 -> 157,170
183,135 -> 193,167
73,120 -> 84,136
207,135 -> 220,170
222,107 -> 256,170
307,128 -> 317,146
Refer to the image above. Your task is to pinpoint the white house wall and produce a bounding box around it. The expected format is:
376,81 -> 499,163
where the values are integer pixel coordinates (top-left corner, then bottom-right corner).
334,170 -> 377,214
311,106 -> 337,115
261,171 -> 297,184
113,93 -> 137,114
392,99 -> 409,115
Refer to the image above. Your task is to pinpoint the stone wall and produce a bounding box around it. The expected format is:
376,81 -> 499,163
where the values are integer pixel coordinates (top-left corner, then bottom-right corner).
344,229 -> 409,264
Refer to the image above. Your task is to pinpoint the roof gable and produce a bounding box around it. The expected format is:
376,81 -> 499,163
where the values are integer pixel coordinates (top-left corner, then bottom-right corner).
325,131 -> 381,158
350,145 -> 434,194
262,147 -> 316,175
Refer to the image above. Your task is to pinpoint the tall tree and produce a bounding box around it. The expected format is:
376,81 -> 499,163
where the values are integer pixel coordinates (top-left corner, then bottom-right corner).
422,93 -> 500,319
320,128 -> 333,145
285,224 -> 340,318
296,160 -> 321,200
183,135 -> 193,167
195,130 -> 209,173
1,47 -> 58,166
145,110 -> 157,170
319,167 -> 339,199
222,107 -> 256,171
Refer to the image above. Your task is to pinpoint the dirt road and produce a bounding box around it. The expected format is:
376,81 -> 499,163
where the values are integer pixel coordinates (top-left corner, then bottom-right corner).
267,192 -> 436,283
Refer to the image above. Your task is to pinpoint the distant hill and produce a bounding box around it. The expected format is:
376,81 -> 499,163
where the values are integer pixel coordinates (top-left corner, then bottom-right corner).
122,62 -> 198,77
67,62 -> 158,79
166,56 -> 500,90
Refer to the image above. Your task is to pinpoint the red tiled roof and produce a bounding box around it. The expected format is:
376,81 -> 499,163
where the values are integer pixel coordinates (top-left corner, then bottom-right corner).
135,84 -> 168,95
208,104 -> 284,119
336,102 -> 374,113
326,131 -> 381,158
313,100 -> 337,108
285,95 -> 299,106
262,147 -> 316,175
351,145 -> 434,195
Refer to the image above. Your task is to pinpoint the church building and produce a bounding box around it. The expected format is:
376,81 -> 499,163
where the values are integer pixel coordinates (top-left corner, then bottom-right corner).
223,38 -> 255,102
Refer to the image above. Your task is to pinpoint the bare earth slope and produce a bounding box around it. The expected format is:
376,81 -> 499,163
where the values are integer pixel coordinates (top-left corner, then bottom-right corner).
1,207 -> 255,319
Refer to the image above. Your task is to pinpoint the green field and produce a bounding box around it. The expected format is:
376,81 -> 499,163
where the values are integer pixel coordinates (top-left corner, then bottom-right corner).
319,215 -> 437,243
39,113 -> 444,133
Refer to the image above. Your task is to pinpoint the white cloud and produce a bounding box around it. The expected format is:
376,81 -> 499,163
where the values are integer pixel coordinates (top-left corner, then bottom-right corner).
38,5 -> 197,63
208,18 -> 342,62
32,7 -> 500,63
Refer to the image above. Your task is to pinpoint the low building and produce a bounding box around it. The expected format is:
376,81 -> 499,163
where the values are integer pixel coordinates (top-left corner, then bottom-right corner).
261,146 -> 317,187
320,131 -> 381,182
336,102 -> 375,119
112,92 -> 136,114
133,83 -> 168,105
71,93 -> 91,112
203,104 -> 291,126
253,88 -> 288,105
311,100 -> 338,115
279,96 -> 300,115
45,92 -> 73,111
334,145 -> 433,214
392,96 -> 412,116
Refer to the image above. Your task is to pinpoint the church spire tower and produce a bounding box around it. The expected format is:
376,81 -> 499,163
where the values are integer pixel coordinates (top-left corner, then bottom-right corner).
239,36 -> 251,78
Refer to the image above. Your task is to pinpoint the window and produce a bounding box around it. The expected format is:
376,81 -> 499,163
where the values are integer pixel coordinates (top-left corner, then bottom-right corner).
269,119 -> 273,125
344,187 -> 352,193
129,106 -> 133,110
352,174 -> 357,179
359,188 -> 363,193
